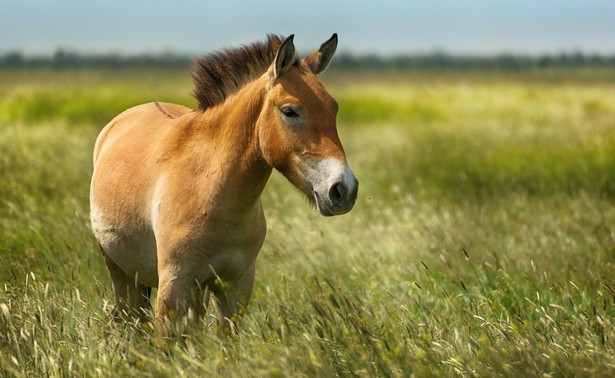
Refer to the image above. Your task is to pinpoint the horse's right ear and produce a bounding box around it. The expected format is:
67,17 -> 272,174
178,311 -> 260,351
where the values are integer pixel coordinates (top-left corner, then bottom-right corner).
272,35 -> 296,79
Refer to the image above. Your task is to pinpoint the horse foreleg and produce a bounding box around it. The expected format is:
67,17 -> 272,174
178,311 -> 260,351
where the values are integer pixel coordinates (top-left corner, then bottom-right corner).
213,263 -> 255,334
155,274 -> 206,335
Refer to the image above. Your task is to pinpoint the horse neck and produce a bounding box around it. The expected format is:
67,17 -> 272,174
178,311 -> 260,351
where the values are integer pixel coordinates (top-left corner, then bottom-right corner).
190,75 -> 272,208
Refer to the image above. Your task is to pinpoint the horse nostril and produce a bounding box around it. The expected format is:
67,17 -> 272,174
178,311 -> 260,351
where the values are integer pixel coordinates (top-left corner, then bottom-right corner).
329,182 -> 346,206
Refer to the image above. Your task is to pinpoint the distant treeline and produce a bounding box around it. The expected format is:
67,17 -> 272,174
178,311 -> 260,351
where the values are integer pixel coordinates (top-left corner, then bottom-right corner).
0,50 -> 191,69
2,49 -> 615,70
335,52 -> 615,70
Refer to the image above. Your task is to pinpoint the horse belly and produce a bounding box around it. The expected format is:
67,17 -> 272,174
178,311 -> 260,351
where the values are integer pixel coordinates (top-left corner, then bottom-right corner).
91,203 -> 159,287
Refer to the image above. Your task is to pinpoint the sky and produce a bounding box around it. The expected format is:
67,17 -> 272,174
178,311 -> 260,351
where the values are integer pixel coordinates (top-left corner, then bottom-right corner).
1,0 -> 614,56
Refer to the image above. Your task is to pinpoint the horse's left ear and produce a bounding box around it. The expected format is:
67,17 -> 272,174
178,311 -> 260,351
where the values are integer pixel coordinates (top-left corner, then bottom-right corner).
303,33 -> 338,75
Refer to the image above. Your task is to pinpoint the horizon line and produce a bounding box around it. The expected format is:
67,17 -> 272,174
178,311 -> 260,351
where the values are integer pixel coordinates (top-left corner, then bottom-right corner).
3,48 -> 615,59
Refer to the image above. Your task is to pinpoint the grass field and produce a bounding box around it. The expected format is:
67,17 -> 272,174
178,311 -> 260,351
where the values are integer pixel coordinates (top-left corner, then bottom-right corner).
1,66 -> 614,377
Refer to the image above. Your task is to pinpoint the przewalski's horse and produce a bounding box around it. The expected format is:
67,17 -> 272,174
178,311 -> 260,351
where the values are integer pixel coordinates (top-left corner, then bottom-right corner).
90,34 -> 358,333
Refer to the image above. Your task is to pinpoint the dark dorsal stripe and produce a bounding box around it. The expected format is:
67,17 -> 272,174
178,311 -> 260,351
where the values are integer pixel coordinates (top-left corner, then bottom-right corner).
192,34 -> 291,111
155,102 -> 176,119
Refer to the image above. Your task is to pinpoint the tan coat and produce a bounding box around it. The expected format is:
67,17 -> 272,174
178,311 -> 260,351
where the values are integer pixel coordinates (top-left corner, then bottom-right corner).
90,34 -> 358,333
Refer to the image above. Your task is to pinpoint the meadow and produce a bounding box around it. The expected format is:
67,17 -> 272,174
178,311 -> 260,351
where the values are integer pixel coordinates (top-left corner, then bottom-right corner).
0,65 -> 614,377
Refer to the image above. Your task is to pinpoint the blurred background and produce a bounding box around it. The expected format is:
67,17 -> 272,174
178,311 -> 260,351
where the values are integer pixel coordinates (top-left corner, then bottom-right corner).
1,1 -> 615,376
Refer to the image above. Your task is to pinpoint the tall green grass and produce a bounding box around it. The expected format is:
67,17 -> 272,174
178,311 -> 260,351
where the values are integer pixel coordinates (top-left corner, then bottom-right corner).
336,77 -> 615,198
0,68 -> 193,125
1,67 -> 614,376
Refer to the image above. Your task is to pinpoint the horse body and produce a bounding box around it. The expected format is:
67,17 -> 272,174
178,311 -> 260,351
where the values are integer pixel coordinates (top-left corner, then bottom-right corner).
90,34 -> 358,332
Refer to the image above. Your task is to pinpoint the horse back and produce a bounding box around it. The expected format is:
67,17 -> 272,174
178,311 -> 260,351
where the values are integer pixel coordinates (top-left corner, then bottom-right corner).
93,102 -> 192,164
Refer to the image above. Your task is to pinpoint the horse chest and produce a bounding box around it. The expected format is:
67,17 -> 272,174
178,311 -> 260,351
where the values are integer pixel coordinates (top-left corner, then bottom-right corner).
148,195 -> 265,282
207,244 -> 258,281
191,217 -> 266,280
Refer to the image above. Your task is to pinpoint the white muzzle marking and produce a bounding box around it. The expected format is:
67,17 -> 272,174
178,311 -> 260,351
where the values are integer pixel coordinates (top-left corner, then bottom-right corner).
304,158 -> 359,216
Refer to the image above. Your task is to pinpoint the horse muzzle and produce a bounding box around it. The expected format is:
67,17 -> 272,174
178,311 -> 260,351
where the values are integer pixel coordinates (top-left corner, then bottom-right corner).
312,161 -> 359,217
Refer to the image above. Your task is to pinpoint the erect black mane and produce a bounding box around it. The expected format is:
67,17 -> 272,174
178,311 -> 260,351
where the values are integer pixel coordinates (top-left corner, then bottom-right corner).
192,34 -> 291,110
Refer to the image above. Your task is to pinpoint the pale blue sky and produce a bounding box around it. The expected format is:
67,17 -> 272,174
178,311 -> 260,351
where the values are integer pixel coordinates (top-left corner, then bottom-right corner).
1,0 -> 614,56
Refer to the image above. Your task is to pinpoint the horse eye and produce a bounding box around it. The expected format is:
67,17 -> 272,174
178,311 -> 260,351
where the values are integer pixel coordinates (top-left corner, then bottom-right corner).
281,107 -> 299,119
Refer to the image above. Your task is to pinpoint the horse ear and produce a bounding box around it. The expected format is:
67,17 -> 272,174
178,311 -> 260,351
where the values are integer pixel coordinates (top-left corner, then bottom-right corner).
303,33 -> 338,75
273,35 -> 296,79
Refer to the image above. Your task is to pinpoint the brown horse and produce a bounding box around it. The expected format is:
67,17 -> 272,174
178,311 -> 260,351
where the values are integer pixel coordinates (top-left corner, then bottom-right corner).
89,34 -> 358,333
